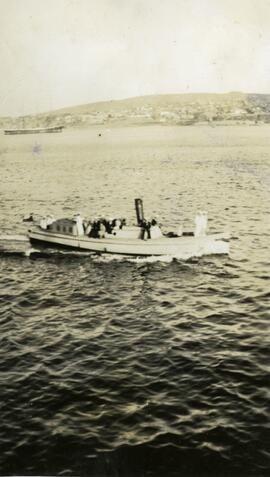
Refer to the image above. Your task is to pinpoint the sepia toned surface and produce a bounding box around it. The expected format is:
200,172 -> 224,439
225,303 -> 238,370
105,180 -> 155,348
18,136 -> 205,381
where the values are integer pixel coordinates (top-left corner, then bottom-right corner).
1,0 -> 270,117
1,0 -> 270,475
0,124 -> 269,475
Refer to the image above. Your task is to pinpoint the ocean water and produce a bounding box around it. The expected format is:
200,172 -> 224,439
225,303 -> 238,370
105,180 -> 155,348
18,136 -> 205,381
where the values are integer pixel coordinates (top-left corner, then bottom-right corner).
0,125 -> 269,476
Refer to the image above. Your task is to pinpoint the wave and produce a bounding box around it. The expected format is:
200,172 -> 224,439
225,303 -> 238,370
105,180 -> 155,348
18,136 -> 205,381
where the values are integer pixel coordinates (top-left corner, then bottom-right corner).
0,245 -> 230,263
0,234 -> 29,242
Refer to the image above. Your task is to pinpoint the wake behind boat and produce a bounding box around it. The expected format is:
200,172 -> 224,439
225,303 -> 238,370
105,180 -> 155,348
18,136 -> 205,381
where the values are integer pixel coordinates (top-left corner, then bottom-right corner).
28,199 -> 230,257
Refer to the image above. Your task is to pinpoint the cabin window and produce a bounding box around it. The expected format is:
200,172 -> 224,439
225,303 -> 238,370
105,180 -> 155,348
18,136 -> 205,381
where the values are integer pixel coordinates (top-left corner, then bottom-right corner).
63,226 -> 66,233
69,227 -> 73,233
57,225 -> 60,232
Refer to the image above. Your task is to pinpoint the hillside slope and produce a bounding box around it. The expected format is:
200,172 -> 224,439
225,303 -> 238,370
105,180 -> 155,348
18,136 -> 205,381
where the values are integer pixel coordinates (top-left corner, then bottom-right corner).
1,93 -> 270,129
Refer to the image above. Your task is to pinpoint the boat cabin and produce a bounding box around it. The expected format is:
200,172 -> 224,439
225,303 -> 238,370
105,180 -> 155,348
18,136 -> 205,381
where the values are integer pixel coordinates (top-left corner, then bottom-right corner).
47,218 -> 77,236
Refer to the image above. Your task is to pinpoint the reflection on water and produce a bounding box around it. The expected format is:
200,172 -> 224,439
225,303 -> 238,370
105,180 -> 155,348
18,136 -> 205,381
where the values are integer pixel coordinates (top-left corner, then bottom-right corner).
0,125 -> 269,476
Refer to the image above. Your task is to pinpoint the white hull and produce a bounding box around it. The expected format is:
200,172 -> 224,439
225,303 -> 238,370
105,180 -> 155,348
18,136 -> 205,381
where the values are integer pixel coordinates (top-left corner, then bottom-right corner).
29,228 -> 229,257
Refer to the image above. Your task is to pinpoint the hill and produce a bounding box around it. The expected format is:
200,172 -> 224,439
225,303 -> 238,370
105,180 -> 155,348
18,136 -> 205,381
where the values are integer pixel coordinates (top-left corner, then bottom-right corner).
1,92 -> 270,129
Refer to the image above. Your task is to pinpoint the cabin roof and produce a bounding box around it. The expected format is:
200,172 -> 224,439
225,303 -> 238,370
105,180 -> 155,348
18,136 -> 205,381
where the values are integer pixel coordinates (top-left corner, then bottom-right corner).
53,218 -> 75,226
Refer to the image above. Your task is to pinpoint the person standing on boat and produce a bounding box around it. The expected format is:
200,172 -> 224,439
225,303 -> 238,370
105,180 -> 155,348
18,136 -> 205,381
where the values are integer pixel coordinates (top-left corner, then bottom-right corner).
85,221 -> 92,236
46,215 -> 55,228
99,221 -> 106,238
194,211 -> 207,237
141,219 -> 151,240
40,217 -> 47,229
89,220 -> 98,238
115,218 -> 122,229
112,218 -> 121,235
106,219 -> 113,234
150,218 -> 162,238
201,211 -> 208,235
74,213 -> 84,236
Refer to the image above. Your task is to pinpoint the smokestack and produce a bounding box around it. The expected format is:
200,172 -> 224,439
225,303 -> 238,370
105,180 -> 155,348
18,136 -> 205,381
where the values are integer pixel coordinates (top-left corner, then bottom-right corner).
135,198 -> 144,225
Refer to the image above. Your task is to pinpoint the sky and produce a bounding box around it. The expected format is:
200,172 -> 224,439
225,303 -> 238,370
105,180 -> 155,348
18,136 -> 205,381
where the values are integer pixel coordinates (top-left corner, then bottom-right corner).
1,0 -> 270,116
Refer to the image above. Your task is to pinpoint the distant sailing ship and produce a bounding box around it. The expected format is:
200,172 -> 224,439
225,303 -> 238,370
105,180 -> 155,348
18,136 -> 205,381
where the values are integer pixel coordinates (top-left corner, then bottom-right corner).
4,125 -> 64,135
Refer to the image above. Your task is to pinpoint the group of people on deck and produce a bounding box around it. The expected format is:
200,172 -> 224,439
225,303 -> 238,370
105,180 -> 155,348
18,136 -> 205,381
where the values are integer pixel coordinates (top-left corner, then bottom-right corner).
86,217 -> 126,239
77,214 -> 162,240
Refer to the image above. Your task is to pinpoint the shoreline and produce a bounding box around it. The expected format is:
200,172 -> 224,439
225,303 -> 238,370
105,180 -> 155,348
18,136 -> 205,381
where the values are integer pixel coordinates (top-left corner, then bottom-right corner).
1,120 -> 270,134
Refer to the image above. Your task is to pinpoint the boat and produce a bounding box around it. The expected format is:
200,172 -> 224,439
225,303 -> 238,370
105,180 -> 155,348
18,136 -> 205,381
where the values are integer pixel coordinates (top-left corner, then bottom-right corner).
4,126 -> 64,135
28,199 -> 230,257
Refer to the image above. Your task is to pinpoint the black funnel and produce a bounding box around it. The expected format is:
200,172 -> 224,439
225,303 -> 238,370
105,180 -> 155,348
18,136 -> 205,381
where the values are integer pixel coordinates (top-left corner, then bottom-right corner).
135,198 -> 144,225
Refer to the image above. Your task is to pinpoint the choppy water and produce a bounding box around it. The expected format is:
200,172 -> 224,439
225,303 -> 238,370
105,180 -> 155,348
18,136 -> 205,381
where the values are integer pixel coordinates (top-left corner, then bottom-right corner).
0,125 -> 269,476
